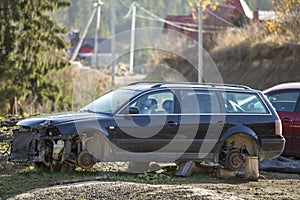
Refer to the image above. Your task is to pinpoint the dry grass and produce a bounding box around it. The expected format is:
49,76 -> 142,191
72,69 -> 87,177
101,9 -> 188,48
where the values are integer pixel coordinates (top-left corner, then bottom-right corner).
67,65 -> 111,111
214,23 -> 300,52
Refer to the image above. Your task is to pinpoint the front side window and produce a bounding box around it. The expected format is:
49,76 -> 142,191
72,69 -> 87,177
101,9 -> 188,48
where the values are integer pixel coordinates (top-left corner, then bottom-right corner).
127,90 -> 175,114
267,91 -> 300,112
222,91 -> 269,114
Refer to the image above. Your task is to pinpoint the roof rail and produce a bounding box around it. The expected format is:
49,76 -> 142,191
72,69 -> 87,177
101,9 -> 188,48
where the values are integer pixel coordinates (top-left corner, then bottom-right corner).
200,83 -> 251,90
127,81 -> 251,90
127,81 -> 162,86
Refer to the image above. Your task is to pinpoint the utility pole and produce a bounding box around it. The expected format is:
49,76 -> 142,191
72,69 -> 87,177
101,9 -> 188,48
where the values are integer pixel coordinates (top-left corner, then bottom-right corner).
129,2 -> 136,74
94,0 -> 103,67
198,2 -> 203,83
111,0 -> 115,88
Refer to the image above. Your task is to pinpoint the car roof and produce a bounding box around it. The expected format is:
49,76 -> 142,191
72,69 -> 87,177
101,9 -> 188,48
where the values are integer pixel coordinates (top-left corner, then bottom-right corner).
122,82 -> 253,92
264,82 -> 300,93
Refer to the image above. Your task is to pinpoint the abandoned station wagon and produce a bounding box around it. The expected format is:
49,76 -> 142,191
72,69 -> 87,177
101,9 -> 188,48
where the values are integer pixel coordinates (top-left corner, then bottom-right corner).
10,82 -> 285,171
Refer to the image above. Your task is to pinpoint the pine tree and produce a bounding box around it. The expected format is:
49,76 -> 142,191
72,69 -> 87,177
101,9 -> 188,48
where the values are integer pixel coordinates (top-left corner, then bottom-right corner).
0,0 -> 71,114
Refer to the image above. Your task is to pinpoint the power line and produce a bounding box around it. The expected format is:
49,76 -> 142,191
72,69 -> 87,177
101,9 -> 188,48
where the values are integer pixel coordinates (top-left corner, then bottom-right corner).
124,2 -> 133,19
117,0 -> 130,9
206,9 -> 239,28
125,2 -> 199,32
138,3 -> 200,32
124,2 -> 237,34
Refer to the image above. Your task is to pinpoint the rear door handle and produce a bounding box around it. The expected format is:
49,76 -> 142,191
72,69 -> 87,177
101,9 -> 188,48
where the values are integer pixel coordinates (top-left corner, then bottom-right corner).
167,121 -> 177,127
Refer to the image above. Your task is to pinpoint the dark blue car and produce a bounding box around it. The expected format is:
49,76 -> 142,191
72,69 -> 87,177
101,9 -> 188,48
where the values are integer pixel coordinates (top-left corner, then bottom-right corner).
10,82 -> 285,171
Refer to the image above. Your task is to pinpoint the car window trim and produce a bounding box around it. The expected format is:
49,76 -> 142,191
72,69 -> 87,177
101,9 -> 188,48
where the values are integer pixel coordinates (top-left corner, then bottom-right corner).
294,90 -> 300,112
115,87 -> 272,116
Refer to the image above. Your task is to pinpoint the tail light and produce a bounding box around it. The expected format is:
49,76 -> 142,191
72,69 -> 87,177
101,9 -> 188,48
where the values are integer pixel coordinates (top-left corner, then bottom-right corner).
275,119 -> 282,136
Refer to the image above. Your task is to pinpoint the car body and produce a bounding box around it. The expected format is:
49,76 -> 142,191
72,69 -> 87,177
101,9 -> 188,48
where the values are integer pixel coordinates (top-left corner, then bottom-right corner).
264,82 -> 300,158
10,82 -> 285,171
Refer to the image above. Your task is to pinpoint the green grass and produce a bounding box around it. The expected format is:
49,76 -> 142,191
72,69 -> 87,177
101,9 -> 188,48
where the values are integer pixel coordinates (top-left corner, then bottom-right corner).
107,171 -> 219,185
0,167 -> 99,199
107,171 -> 176,184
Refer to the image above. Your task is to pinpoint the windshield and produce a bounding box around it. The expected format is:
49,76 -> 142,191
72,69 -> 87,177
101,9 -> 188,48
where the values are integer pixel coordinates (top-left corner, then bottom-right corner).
80,89 -> 138,114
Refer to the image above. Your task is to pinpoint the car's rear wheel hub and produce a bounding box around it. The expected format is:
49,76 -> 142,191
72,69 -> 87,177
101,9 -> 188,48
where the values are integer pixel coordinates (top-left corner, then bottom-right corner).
225,150 -> 244,170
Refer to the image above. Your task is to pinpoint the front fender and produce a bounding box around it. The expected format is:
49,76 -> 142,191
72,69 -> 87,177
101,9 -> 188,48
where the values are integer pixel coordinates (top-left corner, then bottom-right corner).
55,119 -> 109,136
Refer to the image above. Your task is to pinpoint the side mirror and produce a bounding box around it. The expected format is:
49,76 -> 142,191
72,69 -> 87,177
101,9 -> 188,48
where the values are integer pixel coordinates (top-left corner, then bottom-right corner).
128,107 -> 139,114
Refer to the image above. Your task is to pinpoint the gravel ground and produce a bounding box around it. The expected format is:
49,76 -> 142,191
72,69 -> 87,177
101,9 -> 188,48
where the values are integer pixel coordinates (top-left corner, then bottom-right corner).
4,170 -> 300,200
9,181 -> 240,200
6,170 -> 300,200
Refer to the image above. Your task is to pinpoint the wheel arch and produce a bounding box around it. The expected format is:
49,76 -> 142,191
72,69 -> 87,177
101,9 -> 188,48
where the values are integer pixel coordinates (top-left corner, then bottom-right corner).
214,125 -> 261,163
75,128 -> 116,162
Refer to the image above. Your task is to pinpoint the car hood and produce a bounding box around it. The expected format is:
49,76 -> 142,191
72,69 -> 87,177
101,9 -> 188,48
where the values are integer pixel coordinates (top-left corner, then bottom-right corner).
17,111 -> 104,128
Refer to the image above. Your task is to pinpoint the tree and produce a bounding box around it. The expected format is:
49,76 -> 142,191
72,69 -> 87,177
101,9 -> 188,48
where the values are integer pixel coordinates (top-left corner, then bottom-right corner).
267,0 -> 300,41
0,0 -> 71,114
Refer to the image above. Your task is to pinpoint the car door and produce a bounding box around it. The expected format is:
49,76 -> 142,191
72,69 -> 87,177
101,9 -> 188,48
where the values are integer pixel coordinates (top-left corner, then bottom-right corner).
267,90 -> 300,155
114,89 -> 179,154
176,89 -> 224,160
290,101 -> 300,156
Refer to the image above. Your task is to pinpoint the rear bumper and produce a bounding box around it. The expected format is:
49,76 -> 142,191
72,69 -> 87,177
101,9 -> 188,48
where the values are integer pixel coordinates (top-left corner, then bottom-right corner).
260,135 -> 285,161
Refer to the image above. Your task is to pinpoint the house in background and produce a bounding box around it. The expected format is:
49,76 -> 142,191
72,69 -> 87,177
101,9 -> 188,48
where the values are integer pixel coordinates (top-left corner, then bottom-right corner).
237,0 -> 276,21
163,0 -> 276,46
69,31 -> 113,67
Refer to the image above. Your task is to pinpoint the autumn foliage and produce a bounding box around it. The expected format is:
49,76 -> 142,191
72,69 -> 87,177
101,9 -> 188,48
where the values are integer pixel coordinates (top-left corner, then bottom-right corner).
267,0 -> 300,41
188,0 -> 218,20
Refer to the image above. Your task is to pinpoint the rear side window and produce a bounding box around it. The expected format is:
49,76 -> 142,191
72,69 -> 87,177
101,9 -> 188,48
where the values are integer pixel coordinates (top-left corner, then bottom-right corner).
222,92 -> 269,114
180,90 -> 220,114
267,91 -> 300,112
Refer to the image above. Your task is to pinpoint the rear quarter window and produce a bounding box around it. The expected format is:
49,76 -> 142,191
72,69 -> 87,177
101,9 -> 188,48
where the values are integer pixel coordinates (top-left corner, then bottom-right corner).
222,91 -> 269,114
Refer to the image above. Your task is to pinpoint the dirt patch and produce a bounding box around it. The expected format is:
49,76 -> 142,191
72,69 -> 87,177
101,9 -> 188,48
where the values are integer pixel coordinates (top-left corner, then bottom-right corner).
197,171 -> 300,200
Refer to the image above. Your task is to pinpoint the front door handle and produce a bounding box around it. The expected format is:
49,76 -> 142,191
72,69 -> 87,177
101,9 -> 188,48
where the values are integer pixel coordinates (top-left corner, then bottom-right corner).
217,121 -> 225,126
283,118 -> 292,123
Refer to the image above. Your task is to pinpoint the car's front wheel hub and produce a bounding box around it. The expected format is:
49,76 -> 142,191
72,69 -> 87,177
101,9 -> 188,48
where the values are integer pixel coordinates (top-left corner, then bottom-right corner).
77,150 -> 95,169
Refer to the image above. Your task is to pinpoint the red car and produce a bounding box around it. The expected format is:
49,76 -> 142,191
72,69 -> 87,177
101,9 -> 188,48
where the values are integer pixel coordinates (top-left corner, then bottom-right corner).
264,82 -> 300,158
